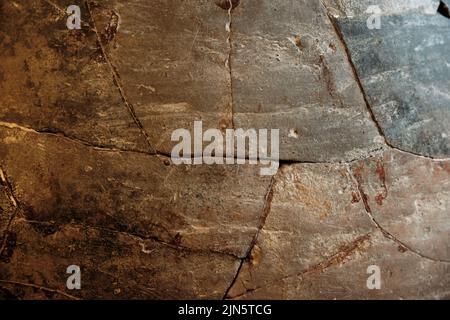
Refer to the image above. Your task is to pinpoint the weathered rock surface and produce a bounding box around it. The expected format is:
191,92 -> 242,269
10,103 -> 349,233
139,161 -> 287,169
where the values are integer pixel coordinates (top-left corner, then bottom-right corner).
0,126 -> 274,258
0,125 -> 271,298
226,150 -> 450,299
0,0 -> 149,152
229,232 -> 450,299
0,0 -> 449,300
100,0 -> 234,155
231,0 -> 383,162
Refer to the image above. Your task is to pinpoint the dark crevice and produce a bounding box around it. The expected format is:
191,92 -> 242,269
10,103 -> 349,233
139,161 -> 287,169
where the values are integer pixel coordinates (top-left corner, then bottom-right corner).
228,234 -> 372,300
84,1 -> 159,157
225,0 -> 235,129
222,174 -> 277,299
15,218 -> 242,260
0,280 -> 79,300
35,127 -> 171,158
0,168 -> 21,259
2,121 -> 387,165
438,1 -> 450,19
222,259 -> 244,299
215,0 -> 240,11
324,10 -> 389,145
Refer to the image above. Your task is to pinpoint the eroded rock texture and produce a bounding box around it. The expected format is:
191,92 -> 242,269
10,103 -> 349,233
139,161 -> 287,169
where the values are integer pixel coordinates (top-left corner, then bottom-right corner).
0,0 -> 449,299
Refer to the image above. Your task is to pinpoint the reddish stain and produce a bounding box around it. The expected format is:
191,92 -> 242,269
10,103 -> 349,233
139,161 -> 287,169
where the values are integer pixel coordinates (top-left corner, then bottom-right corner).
375,194 -> 385,206
353,163 -> 365,180
351,191 -> 361,203
374,160 -> 388,205
375,160 -> 386,184
439,162 -> 450,175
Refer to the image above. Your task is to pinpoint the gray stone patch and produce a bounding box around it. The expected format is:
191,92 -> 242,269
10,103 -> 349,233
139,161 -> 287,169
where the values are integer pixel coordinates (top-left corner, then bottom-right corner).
336,12 -> 450,157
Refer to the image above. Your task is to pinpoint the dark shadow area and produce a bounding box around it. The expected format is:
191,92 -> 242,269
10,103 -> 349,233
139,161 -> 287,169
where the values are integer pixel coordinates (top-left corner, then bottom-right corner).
438,1 -> 450,18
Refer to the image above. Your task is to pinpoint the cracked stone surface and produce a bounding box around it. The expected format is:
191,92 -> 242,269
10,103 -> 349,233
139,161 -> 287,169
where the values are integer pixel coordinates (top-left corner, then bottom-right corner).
0,0 -> 449,300
231,0 -> 383,162
226,150 -> 450,299
0,0 -> 149,152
